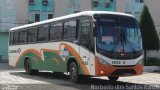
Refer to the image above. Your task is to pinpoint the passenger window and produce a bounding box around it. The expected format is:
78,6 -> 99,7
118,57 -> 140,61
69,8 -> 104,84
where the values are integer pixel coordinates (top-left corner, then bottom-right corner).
79,21 -> 91,49
64,20 -> 77,39
80,22 -> 90,39
13,31 -> 19,44
50,23 -> 62,41
38,25 -> 49,42
10,32 -> 14,45
19,29 -> 28,44
28,27 -> 37,43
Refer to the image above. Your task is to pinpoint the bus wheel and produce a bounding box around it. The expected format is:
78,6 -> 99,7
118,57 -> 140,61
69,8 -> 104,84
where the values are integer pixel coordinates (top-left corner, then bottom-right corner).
24,59 -> 31,75
108,76 -> 119,81
24,59 -> 38,75
69,62 -> 79,83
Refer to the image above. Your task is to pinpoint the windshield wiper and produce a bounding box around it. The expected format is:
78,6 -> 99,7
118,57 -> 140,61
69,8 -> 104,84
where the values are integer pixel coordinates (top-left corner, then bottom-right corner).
110,29 -> 123,52
111,28 -> 137,54
122,29 -> 138,53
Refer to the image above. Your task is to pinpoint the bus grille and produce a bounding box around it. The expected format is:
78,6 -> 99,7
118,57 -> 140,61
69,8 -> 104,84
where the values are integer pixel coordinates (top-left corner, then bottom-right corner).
111,69 -> 136,76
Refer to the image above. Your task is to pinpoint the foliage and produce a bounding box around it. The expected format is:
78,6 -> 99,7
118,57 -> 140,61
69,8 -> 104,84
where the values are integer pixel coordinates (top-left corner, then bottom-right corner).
140,5 -> 160,50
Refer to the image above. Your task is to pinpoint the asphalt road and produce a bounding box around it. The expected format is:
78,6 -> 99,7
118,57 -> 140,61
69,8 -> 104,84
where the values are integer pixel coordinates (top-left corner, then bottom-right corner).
0,63 -> 160,90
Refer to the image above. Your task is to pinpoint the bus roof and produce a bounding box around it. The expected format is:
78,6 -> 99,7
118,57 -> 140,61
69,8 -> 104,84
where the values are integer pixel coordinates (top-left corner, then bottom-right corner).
10,11 -> 134,31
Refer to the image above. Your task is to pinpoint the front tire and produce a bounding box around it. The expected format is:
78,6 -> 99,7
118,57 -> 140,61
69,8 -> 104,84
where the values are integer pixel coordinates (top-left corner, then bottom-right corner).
69,62 -> 79,83
108,76 -> 119,81
24,59 -> 38,75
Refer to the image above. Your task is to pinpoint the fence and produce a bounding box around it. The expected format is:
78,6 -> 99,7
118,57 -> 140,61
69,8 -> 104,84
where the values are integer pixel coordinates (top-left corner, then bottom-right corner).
147,50 -> 160,59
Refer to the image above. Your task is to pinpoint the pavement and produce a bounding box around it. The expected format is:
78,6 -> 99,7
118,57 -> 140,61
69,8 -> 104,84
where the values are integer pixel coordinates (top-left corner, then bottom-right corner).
0,63 -> 160,90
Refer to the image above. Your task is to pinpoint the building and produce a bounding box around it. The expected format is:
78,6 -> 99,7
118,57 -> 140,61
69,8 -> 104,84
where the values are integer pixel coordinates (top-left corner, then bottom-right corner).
54,0 -> 116,17
67,0 -> 80,14
116,0 -> 160,33
0,0 -> 16,62
116,0 -> 144,20
92,0 -> 116,11
0,0 -> 28,62
28,0 -> 54,23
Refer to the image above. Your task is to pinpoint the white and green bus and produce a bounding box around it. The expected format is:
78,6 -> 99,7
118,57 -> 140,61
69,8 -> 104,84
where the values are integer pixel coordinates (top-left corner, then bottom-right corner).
9,11 -> 144,82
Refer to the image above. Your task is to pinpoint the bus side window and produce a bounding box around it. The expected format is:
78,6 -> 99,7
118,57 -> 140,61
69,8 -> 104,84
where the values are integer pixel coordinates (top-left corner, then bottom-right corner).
28,27 -> 37,43
50,23 -> 63,41
64,20 -> 77,40
19,29 -> 28,44
79,21 -> 91,49
13,31 -> 19,45
38,25 -> 49,42
10,32 -> 14,45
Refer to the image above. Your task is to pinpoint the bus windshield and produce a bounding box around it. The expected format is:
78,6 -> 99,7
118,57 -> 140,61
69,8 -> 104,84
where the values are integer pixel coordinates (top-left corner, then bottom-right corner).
96,15 -> 142,53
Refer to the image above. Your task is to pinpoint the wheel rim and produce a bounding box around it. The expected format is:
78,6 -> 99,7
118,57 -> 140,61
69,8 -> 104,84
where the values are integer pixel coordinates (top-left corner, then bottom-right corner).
70,67 -> 77,80
25,61 -> 29,72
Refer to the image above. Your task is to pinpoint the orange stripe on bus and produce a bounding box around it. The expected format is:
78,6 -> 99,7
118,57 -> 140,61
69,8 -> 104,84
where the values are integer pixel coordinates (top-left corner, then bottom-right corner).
60,43 -> 90,75
41,48 -> 60,55
95,56 -> 101,76
16,49 -> 43,66
41,48 -> 64,62
52,58 -> 59,64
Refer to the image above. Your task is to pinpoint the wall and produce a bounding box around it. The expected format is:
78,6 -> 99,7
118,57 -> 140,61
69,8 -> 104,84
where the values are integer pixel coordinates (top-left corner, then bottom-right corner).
116,0 -> 125,13
0,32 -> 9,62
80,0 -> 92,11
55,0 -> 83,17
93,0 -> 116,11
54,0 -> 68,17
116,0 -> 144,20
0,0 -> 20,63
67,0 -> 80,14
54,0 -> 116,17
0,0 -> 17,32
14,0 -> 28,25
29,0 -> 54,22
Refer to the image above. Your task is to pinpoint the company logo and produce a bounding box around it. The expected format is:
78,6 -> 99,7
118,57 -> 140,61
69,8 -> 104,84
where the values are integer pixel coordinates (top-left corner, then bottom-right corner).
9,48 -> 21,54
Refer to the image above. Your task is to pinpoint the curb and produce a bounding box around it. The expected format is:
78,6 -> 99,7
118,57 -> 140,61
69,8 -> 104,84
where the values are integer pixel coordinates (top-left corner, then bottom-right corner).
144,66 -> 160,72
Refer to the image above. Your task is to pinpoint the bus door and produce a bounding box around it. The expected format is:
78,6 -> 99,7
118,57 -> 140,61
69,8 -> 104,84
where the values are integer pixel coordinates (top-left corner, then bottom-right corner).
79,19 -> 92,74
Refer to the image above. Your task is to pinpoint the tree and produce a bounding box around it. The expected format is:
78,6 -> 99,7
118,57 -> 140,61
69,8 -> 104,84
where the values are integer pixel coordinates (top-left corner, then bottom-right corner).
140,5 -> 160,60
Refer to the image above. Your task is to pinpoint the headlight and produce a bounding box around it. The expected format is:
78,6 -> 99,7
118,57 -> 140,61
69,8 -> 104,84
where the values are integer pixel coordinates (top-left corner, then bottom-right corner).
136,59 -> 144,65
99,58 -> 111,66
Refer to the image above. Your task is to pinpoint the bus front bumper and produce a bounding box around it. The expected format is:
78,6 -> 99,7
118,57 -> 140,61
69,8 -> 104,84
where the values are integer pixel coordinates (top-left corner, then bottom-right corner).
95,65 -> 143,77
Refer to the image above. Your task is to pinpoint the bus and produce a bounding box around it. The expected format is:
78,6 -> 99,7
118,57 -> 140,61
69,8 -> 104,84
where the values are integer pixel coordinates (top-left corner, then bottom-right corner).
9,11 -> 144,83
